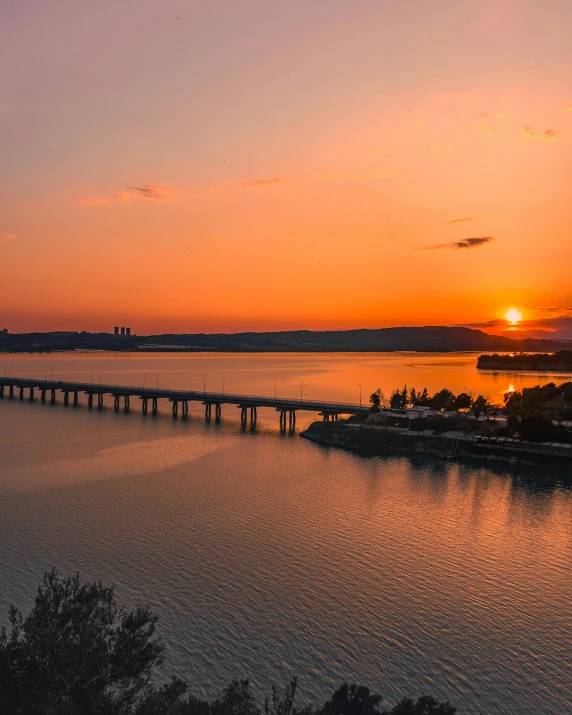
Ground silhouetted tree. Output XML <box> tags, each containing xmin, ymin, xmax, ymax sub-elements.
<box><xmin>429</xmin><ymin>390</ymin><xmax>455</xmax><ymax>411</ymax></box>
<box><xmin>409</xmin><ymin>388</ymin><xmax>418</xmax><ymax>405</ymax></box>
<box><xmin>400</xmin><ymin>386</ymin><xmax>408</xmax><ymax>408</ymax></box>
<box><xmin>390</xmin><ymin>391</ymin><xmax>403</xmax><ymax>410</ymax></box>
<box><xmin>518</xmin><ymin>416</ymin><xmax>557</xmax><ymax>442</ymax></box>
<box><xmin>381</xmin><ymin>695</ymin><xmax>456</xmax><ymax>715</ymax></box>
<box><xmin>454</xmin><ymin>393</ymin><xmax>471</xmax><ymax>410</ymax></box>
<box><xmin>472</xmin><ymin>395</ymin><xmax>488</xmax><ymax>419</ymax></box>
<box><xmin>318</xmin><ymin>684</ymin><xmax>382</xmax><ymax>715</ymax></box>
<box><xmin>370</xmin><ymin>389</ymin><xmax>384</xmax><ymax>412</ymax></box>
<box><xmin>0</xmin><ymin>570</ymin><xmax>163</xmax><ymax>713</ymax></box>
<box><xmin>417</xmin><ymin>388</ymin><xmax>430</xmax><ymax>406</ymax></box>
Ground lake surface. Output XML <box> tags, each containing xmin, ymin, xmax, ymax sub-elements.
<box><xmin>1</xmin><ymin>352</ymin><xmax>571</xmax><ymax>714</ymax></box>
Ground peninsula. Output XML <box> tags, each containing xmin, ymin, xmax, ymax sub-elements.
<box><xmin>477</xmin><ymin>350</ymin><xmax>572</xmax><ymax>371</ymax></box>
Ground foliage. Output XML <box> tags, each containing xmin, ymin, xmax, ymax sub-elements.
<box><xmin>0</xmin><ymin>574</ymin><xmax>458</xmax><ymax>715</ymax></box>
<box><xmin>429</xmin><ymin>390</ymin><xmax>455</xmax><ymax>412</ymax></box>
<box><xmin>471</xmin><ymin>396</ymin><xmax>488</xmax><ymax>419</ymax></box>
<box><xmin>425</xmin><ymin>415</ymin><xmax>449</xmax><ymax>435</ymax></box>
<box><xmin>478</xmin><ymin>351</ymin><xmax>572</xmax><ymax>372</ymax></box>
<box><xmin>390</xmin><ymin>391</ymin><xmax>404</xmax><ymax>410</ymax></box>
<box><xmin>369</xmin><ymin>389</ymin><xmax>386</xmax><ymax>412</ymax></box>
<box><xmin>454</xmin><ymin>393</ymin><xmax>471</xmax><ymax>410</ymax></box>
<box><xmin>0</xmin><ymin>570</ymin><xmax>163</xmax><ymax>714</ymax></box>
<box><xmin>518</xmin><ymin>416</ymin><xmax>557</xmax><ymax>442</ymax></box>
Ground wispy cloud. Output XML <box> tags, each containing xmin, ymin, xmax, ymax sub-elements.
<box><xmin>424</xmin><ymin>236</ymin><xmax>495</xmax><ymax>250</ymax></box>
<box><xmin>446</xmin><ymin>217</ymin><xmax>474</xmax><ymax>224</ymax></box>
<box><xmin>77</xmin><ymin>184</ymin><xmax>181</xmax><ymax>206</ymax></box>
<box><xmin>562</xmin><ymin>106</ymin><xmax>572</xmax><ymax>112</ymax></box>
<box><xmin>1</xmin><ymin>233</ymin><xmax>18</xmax><ymax>240</ymax></box>
<box><xmin>521</xmin><ymin>126</ymin><xmax>560</xmax><ymax>140</ymax></box>
<box><xmin>129</xmin><ymin>184</ymin><xmax>180</xmax><ymax>201</ymax></box>
<box><xmin>234</xmin><ymin>178</ymin><xmax>284</xmax><ymax>188</ymax></box>
<box><xmin>477</xmin><ymin>124</ymin><xmax>496</xmax><ymax>133</ymax></box>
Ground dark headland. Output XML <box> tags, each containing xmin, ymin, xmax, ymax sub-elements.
<box><xmin>477</xmin><ymin>350</ymin><xmax>572</xmax><ymax>371</ymax></box>
<box><xmin>1</xmin><ymin>326</ymin><xmax>568</xmax><ymax>353</ymax></box>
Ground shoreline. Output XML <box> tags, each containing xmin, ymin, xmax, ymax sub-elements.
<box><xmin>300</xmin><ymin>421</ymin><xmax>572</xmax><ymax>473</ymax></box>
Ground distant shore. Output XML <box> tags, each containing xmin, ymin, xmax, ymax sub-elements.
<box><xmin>0</xmin><ymin>326</ymin><xmax>569</xmax><ymax>354</ymax></box>
<box><xmin>477</xmin><ymin>350</ymin><xmax>572</xmax><ymax>372</ymax></box>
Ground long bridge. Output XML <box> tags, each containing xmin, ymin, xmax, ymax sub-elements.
<box><xmin>0</xmin><ymin>377</ymin><xmax>369</xmax><ymax>430</ymax></box>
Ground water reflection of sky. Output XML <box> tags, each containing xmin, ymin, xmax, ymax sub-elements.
<box><xmin>0</xmin><ymin>352</ymin><xmax>571</xmax><ymax>714</ymax></box>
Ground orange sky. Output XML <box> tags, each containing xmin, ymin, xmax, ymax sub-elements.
<box><xmin>1</xmin><ymin>0</ymin><xmax>571</xmax><ymax>334</ymax></box>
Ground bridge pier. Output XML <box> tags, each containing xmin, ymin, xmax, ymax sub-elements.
<box><xmin>19</xmin><ymin>386</ymin><xmax>24</xmax><ymax>400</ymax></box>
<box><xmin>0</xmin><ymin>385</ymin><xmax>3</xmax><ymax>398</ymax></box>
<box><xmin>51</xmin><ymin>389</ymin><xmax>56</xmax><ymax>403</ymax></box>
<box><xmin>73</xmin><ymin>391</ymin><xmax>78</xmax><ymax>405</ymax></box>
<box><xmin>9</xmin><ymin>385</ymin><xmax>14</xmax><ymax>398</ymax></box>
<box><xmin>113</xmin><ymin>395</ymin><xmax>120</xmax><ymax>411</ymax></box>
<box><xmin>215</xmin><ymin>403</ymin><xmax>221</xmax><ymax>421</ymax></box>
<box><xmin>172</xmin><ymin>401</ymin><xmax>178</xmax><ymax>417</ymax></box>
<box><xmin>141</xmin><ymin>398</ymin><xmax>148</xmax><ymax>414</ymax></box>
<box><xmin>87</xmin><ymin>393</ymin><xmax>93</xmax><ymax>408</ymax></box>
<box><xmin>152</xmin><ymin>398</ymin><xmax>158</xmax><ymax>414</ymax></box>
<box><xmin>97</xmin><ymin>393</ymin><xmax>103</xmax><ymax>408</ymax></box>
<box><xmin>205</xmin><ymin>403</ymin><xmax>211</xmax><ymax>420</ymax></box>
<box><xmin>124</xmin><ymin>395</ymin><xmax>130</xmax><ymax>410</ymax></box>
<box><xmin>64</xmin><ymin>391</ymin><xmax>69</xmax><ymax>405</ymax></box>
<box><xmin>41</xmin><ymin>389</ymin><xmax>46</xmax><ymax>402</ymax></box>
<box><xmin>182</xmin><ymin>400</ymin><xmax>188</xmax><ymax>418</ymax></box>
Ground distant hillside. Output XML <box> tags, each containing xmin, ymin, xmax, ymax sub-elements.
<box><xmin>0</xmin><ymin>326</ymin><xmax>568</xmax><ymax>353</ymax></box>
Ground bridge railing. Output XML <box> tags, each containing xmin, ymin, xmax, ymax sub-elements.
<box><xmin>0</xmin><ymin>377</ymin><xmax>368</xmax><ymax>410</ymax></box>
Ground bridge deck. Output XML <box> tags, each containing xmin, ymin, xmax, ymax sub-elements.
<box><xmin>0</xmin><ymin>377</ymin><xmax>370</xmax><ymax>415</ymax></box>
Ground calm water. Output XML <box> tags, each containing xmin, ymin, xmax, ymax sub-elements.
<box><xmin>1</xmin><ymin>352</ymin><xmax>571</xmax><ymax>714</ymax></box>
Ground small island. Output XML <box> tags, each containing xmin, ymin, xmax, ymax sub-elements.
<box><xmin>477</xmin><ymin>350</ymin><xmax>572</xmax><ymax>371</ymax></box>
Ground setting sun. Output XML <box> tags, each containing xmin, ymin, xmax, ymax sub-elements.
<box><xmin>504</xmin><ymin>308</ymin><xmax>523</xmax><ymax>325</ymax></box>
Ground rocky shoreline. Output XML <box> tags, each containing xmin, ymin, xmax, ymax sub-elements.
<box><xmin>300</xmin><ymin>421</ymin><xmax>572</xmax><ymax>471</ymax></box>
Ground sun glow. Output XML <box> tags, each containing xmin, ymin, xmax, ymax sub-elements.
<box><xmin>504</xmin><ymin>308</ymin><xmax>523</xmax><ymax>325</ymax></box>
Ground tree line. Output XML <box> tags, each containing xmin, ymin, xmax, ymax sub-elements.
<box><xmin>0</xmin><ymin>572</ymin><xmax>457</xmax><ymax>715</ymax></box>
<box><xmin>369</xmin><ymin>387</ymin><xmax>489</xmax><ymax>418</ymax></box>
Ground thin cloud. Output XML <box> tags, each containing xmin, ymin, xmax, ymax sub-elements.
<box><xmin>234</xmin><ymin>178</ymin><xmax>284</xmax><ymax>188</ymax></box>
<box><xmin>542</xmin><ymin>129</ymin><xmax>560</xmax><ymax>140</ymax></box>
<box><xmin>76</xmin><ymin>197</ymin><xmax>108</xmax><ymax>206</ymax></box>
<box><xmin>446</xmin><ymin>217</ymin><xmax>474</xmax><ymax>224</ymax></box>
<box><xmin>129</xmin><ymin>184</ymin><xmax>179</xmax><ymax>201</ymax></box>
<box><xmin>425</xmin><ymin>236</ymin><xmax>495</xmax><ymax>250</ymax></box>
<box><xmin>1</xmin><ymin>233</ymin><xmax>18</xmax><ymax>240</ymax></box>
<box><xmin>521</xmin><ymin>126</ymin><xmax>560</xmax><ymax>140</ymax></box>
<box><xmin>477</xmin><ymin>124</ymin><xmax>496</xmax><ymax>133</ymax></box>
<box><xmin>562</xmin><ymin>106</ymin><xmax>572</xmax><ymax>112</ymax></box>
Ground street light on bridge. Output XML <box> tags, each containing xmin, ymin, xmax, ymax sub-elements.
<box><xmin>222</xmin><ymin>376</ymin><xmax>227</xmax><ymax>395</ymax></box>
<box><xmin>358</xmin><ymin>383</ymin><xmax>362</xmax><ymax>406</ymax></box>
<box><xmin>201</xmin><ymin>374</ymin><xmax>206</xmax><ymax>394</ymax></box>
<box><xmin>273</xmin><ymin>378</ymin><xmax>277</xmax><ymax>398</ymax></box>
<box><xmin>300</xmin><ymin>382</ymin><xmax>305</xmax><ymax>401</ymax></box>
